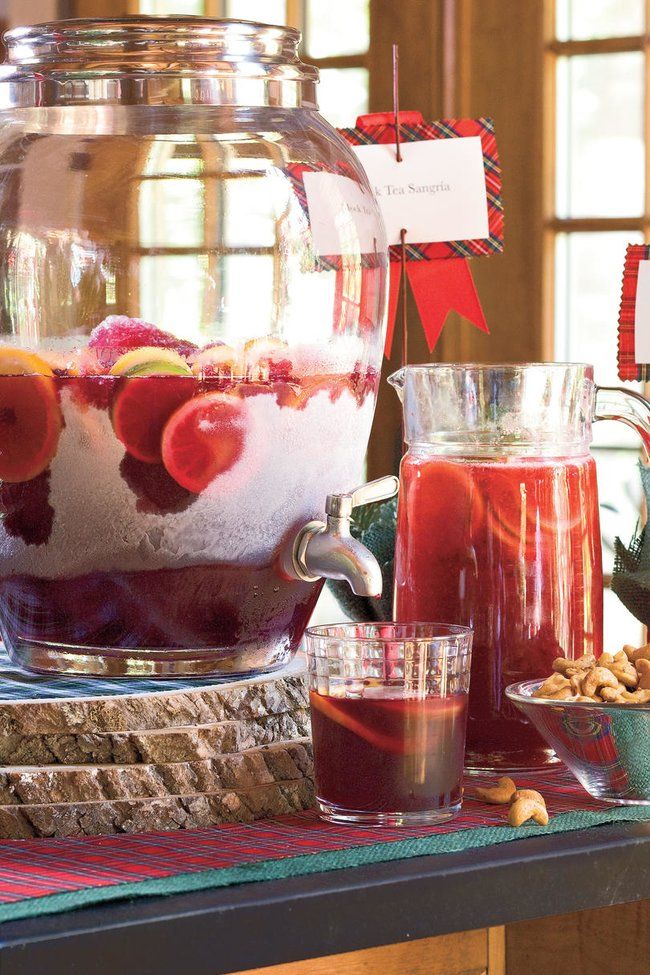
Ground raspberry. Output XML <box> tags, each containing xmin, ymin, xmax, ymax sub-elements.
<box><xmin>88</xmin><ymin>316</ymin><xmax>197</xmax><ymax>368</ymax></box>
<box><xmin>119</xmin><ymin>454</ymin><xmax>196</xmax><ymax>515</ymax></box>
<box><xmin>0</xmin><ymin>471</ymin><xmax>54</xmax><ymax>545</ymax></box>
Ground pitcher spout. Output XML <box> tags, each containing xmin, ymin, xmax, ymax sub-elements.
<box><xmin>387</xmin><ymin>367</ymin><xmax>406</xmax><ymax>401</ymax></box>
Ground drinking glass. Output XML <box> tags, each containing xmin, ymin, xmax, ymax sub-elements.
<box><xmin>304</xmin><ymin>622</ymin><xmax>473</xmax><ymax>826</ymax></box>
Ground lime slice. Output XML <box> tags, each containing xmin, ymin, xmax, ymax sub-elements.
<box><xmin>109</xmin><ymin>347</ymin><xmax>192</xmax><ymax>377</ymax></box>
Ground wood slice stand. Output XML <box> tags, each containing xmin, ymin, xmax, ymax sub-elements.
<box><xmin>0</xmin><ymin>652</ymin><xmax>314</xmax><ymax>837</ymax></box>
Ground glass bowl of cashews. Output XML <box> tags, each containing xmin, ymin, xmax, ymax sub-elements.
<box><xmin>506</xmin><ymin>645</ymin><xmax>650</xmax><ymax>804</ymax></box>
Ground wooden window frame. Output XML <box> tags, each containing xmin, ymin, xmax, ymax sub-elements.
<box><xmin>542</xmin><ymin>0</ymin><xmax>650</xmax><ymax>351</ymax></box>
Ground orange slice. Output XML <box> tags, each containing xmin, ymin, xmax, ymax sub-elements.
<box><xmin>0</xmin><ymin>347</ymin><xmax>62</xmax><ymax>482</ymax></box>
<box><xmin>161</xmin><ymin>393</ymin><xmax>247</xmax><ymax>493</ymax></box>
<box><xmin>0</xmin><ymin>348</ymin><xmax>54</xmax><ymax>377</ymax></box>
<box><xmin>191</xmin><ymin>344</ymin><xmax>242</xmax><ymax>379</ymax></box>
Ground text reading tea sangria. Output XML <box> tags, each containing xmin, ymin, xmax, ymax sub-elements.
<box><xmin>0</xmin><ymin>19</ymin><xmax>387</xmax><ymax>676</ymax></box>
<box><xmin>391</xmin><ymin>364</ymin><xmax>650</xmax><ymax>770</ymax></box>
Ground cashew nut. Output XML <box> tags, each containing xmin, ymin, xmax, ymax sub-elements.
<box><xmin>552</xmin><ymin>657</ymin><xmax>573</xmax><ymax>674</ymax></box>
<box><xmin>513</xmin><ymin>788</ymin><xmax>545</xmax><ymax>805</ymax></box>
<box><xmin>636</xmin><ymin>658</ymin><xmax>650</xmax><ymax>690</ymax></box>
<box><xmin>600</xmin><ymin>685</ymin><xmax>626</xmax><ymax>703</ymax></box>
<box><xmin>609</xmin><ymin>663</ymin><xmax>638</xmax><ymax>689</ymax></box>
<box><xmin>581</xmin><ymin>667</ymin><xmax>619</xmax><ymax>698</ymax></box>
<box><xmin>553</xmin><ymin>654</ymin><xmax>595</xmax><ymax>677</ymax></box>
<box><xmin>631</xmin><ymin>644</ymin><xmax>650</xmax><ymax>664</ymax></box>
<box><xmin>508</xmin><ymin>795</ymin><xmax>549</xmax><ymax>827</ymax></box>
<box><xmin>533</xmin><ymin>673</ymin><xmax>571</xmax><ymax>698</ymax></box>
<box><xmin>620</xmin><ymin>687</ymin><xmax>650</xmax><ymax>704</ymax></box>
<box><xmin>569</xmin><ymin>673</ymin><xmax>584</xmax><ymax>695</ymax></box>
<box><xmin>475</xmin><ymin>777</ymin><xmax>517</xmax><ymax>804</ymax></box>
<box><xmin>596</xmin><ymin>652</ymin><xmax>615</xmax><ymax>668</ymax></box>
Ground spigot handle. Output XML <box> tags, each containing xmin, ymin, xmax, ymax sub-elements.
<box><xmin>325</xmin><ymin>475</ymin><xmax>399</xmax><ymax>519</ymax></box>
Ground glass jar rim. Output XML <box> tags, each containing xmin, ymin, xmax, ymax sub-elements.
<box><xmin>305</xmin><ymin>621</ymin><xmax>473</xmax><ymax>644</ymax></box>
<box><xmin>4</xmin><ymin>16</ymin><xmax>304</xmax><ymax>66</ymax></box>
<box><xmin>0</xmin><ymin>16</ymin><xmax>319</xmax><ymax>109</ymax></box>
<box><xmin>389</xmin><ymin>361</ymin><xmax>594</xmax><ymax>379</ymax></box>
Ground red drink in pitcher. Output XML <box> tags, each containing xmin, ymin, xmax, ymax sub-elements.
<box><xmin>395</xmin><ymin>454</ymin><xmax>602</xmax><ymax>769</ymax></box>
<box><xmin>387</xmin><ymin>363</ymin><xmax>650</xmax><ymax>771</ymax></box>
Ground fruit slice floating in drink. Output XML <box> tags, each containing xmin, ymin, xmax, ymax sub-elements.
<box><xmin>0</xmin><ymin>348</ymin><xmax>62</xmax><ymax>483</ymax></box>
<box><xmin>191</xmin><ymin>343</ymin><xmax>241</xmax><ymax>379</ymax></box>
<box><xmin>110</xmin><ymin>347</ymin><xmax>194</xmax><ymax>464</ymax></box>
<box><xmin>109</xmin><ymin>346</ymin><xmax>192</xmax><ymax>378</ymax></box>
<box><xmin>409</xmin><ymin>460</ymin><xmax>485</xmax><ymax>553</ymax></box>
<box><xmin>243</xmin><ymin>336</ymin><xmax>292</xmax><ymax>381</ymax></box>
<box><xmin>483</xmin><ymin>466</ymin><xmax>585</xmax><ymax>557</ymax></box>
<box><xmin>162</xmin><ymin>392</ymin><xmax>248</xmax><ymax>492</ymax></box>
<box><xmin>88</xmin><ymin>315</ymin><xmax>197</xmax><ymax>369</ymax></box>
<box><xmin>310</xmin><ymin>689</ymin><xmax>466</xmax><ymax>755</ymax></box>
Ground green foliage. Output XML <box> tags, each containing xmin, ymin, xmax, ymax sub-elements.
<box><xmin>326</xmin><ymin>496</ymin><xmax>397</xmax><ymax>622</ymax></box>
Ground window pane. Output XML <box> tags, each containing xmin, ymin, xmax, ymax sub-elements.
<box><xmin>226</xmin><ymin>0</ymin><xmax>287</xmax><ymax>23</ymax></box>
<box><xmin>139</xmin><ymin>255</ymin><xmax>212</xmax><ymax>342</ymax></box>
<box><xmin>221</xmin><ymin>255</ymin><xmax>275</xmax><ymax>343</ymax></box>
<box><xmin>222</xmin><ymin>174</ymin><xmax>276</xmax><ymax>248</ymax></box>
<box><xmin>305</xmin><ymin>0</ymin><xmax>369</xmax><ymax>57</ymax></box>
<box><xmin>604</xmin><ymin>583</ymin><xmax>644</xmax><ymax>646</ymax></box>
<box><xmin>556</xmin><ymin>0</ymin><xmax>644</xmax><ymax>40</ymax></box>
<box><xmin>139</xmin><ymin>178</ymin><xmax>204</xmax><ymax>249</ymax></box>
<box><xmin>318</xmin><ymin>67</ymin><xmax>369</xmax><ymax>127</ymax></box>
<box><xmin>554</xmin><ymin>231</ymin><xmax>642</xmax><ymax>394</ymax></box>
<box><xmin>556</xmin><ymin>53</ymin><xmax>644</xmax><ymax>218</ymax></box>
<box><xmin>137</xmin><ymin>0</ymin><xmax>205</xmax><ymax>13</ymax></box>
<box><xmin>555</xmin><ymin>229</ymin><xmax>646</xmax><ymax>643</ymax></box>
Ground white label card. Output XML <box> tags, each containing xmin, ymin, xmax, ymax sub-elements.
<box><xmin>303</xmin><ymin>172</ymin><xmax>379</xmax><ymax>257</ymax></box>
<box><xmin>635</xmin><ymin>260</ymin><xmax>650</xmax><ymax>362</ymax></box>
<box><xmin>353</xmin><ymin>137</ymin><xmax>489</xmax><ymax>246</ymax></box>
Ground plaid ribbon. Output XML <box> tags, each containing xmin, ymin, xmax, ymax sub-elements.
<box><xmin>0</xmin><ymin>766</ymin><xmax>644</xmax><ymax>922</ymax></box>
<box><xmin>618</xmin><ymin>243</ymin><xmax>650</xmax><ymax>381</ymax></box>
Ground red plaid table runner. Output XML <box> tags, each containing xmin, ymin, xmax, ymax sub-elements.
<box><xmin>0</xmin><ymin>767</ymin><xmax>647</xmax><ymax>923</ymax></box>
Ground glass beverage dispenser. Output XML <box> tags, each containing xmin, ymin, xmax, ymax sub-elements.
<box><xmin>0</xmin><ymin>18</ymin><xmax>389</xmax><ymax>676</ymax></box>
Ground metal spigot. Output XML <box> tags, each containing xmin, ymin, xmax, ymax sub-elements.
<box><xmin>281</xmin><ymin>475</ymin><xmax>399</xmax><ymax>597</ymax></box>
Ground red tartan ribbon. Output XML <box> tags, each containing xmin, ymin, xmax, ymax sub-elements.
<box><xmin>618</xmin><ymin>243</ymin><xmax>650</xmax><ymax>381</ymax></box>
<box><xmin>340</xmin><ymin>112</ymin><xmax>503</xmax><ymax>357</ymax></box>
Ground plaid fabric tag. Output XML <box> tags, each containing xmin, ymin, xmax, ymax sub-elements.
<box><xmin>339</xmin><ymin>113</ymin><xmax>504</xmax><ymax>262</ymax></box>
<box><xmin>284</xmin><ymin>161</ymin><xmax>385</xmax><ymax>273</ymax></box>
<box><xmin>618</xmin><ymin>243</ymin><xmax>650</xmax><ymax>381</ymax></box>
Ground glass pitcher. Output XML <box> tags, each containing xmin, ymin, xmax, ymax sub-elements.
<box><xmin>389</xmin><ymin>363</ymin><xmax>650</xmax><ymax>770</ymax></box>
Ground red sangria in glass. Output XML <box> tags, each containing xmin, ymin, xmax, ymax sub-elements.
<box><xmin>305</xmin><ymin>622</ymin><xmax>472</xmax><ymax>826</ymax></box>
<box><xmin>390</xmin><ymin>364</ymin><xmax>650</xmax><ymax>771</ymax></box>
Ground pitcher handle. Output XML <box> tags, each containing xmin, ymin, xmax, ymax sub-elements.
<box><xmin>594</xmin><ymin>386</ymin><xmax>650</xmax><ymax>462</ymax></box>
